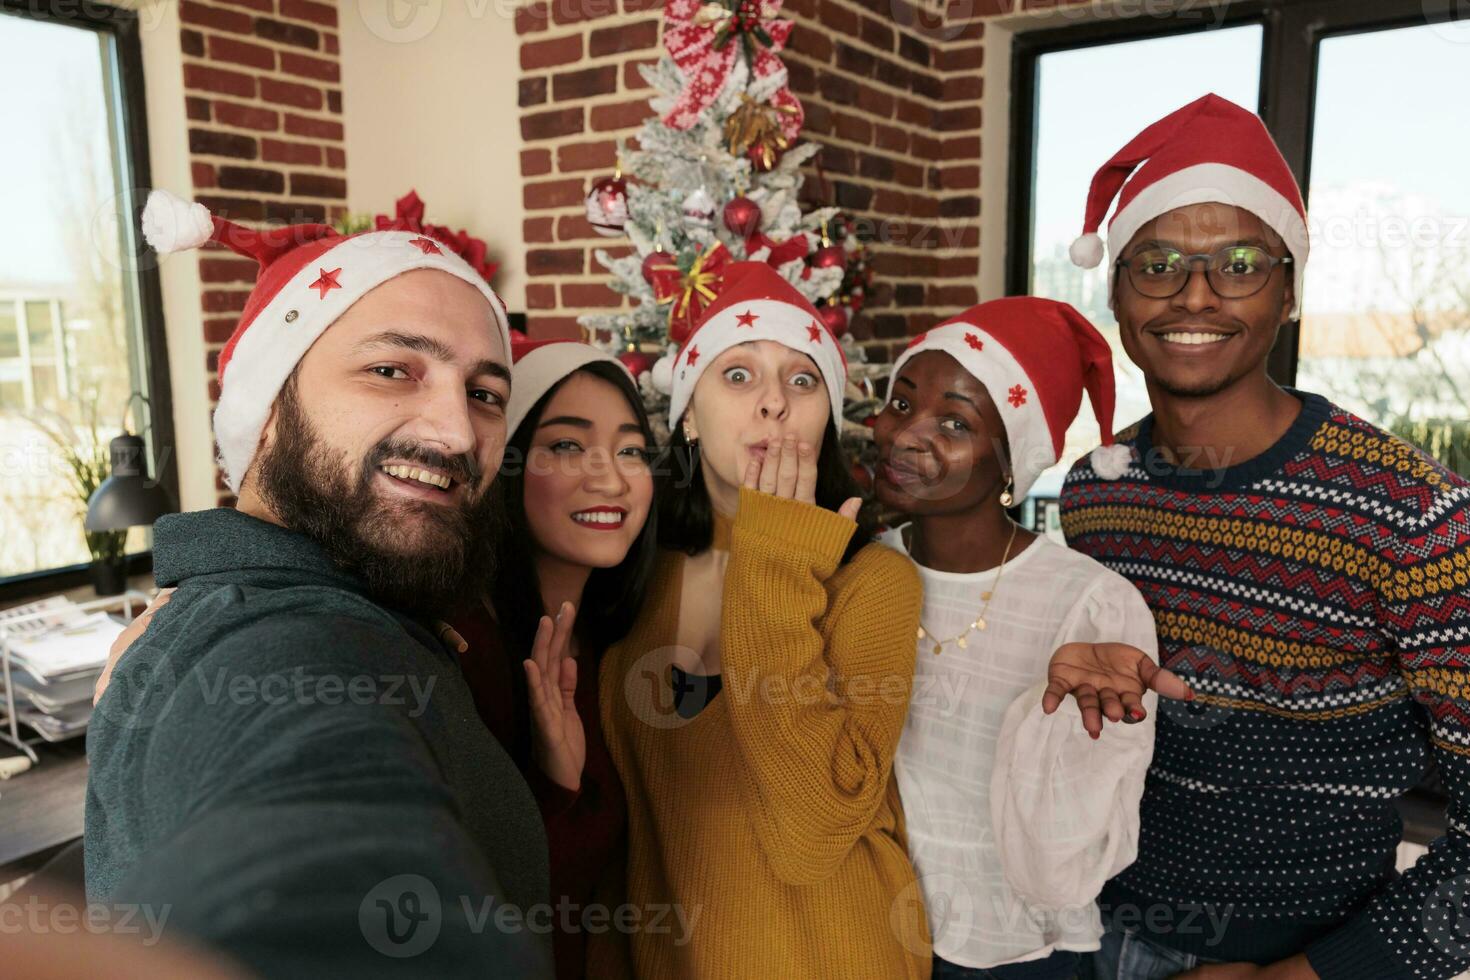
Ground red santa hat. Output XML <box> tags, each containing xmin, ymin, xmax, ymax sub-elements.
<box><xmin>507</xmin><ymin>338</ymin><xmax>634</xmax><ymax>437</ymax></box>
<box><xmin>1069</xmin><ymin>93</ymin><xmax>1308</xmax><ymax>317</ymax></box>
<box><xmin>668</xmin><ymin>261</ymin><xmax>846</xmax><ymax>431</ymax></box>
<box><xmin>141</xmin><ymin>190</ymin><xmax>511</xmax><ymax>493</ymax></box>
<box><xmin>889</xmin><ymin>297</ymin><xmax>1130</xmax><ymax>501</ymax></box>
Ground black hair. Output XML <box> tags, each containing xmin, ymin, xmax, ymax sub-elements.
<box><xmin>490</xmin><ymin>361</ymin><xmax>660</xmax><ymax>659</ymax></box>
<box><xmin>657</xmin><ymin>416</ymin><xmax>877</xmax><ymax>565</ymax></box>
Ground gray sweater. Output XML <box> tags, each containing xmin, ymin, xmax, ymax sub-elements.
<box><xmin>86</xmin><ymin>508</ymin><xmax>552</xmax><ymax>978</ymax></box>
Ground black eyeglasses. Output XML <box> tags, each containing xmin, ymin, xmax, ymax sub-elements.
<box><xmin>1115</xmin><ymin>245</ymin><xmax>1292</xmax><ymax>300</ymax></box>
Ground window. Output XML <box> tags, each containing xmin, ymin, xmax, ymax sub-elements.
<box><xmin>1295</xmin><ymin>24</ymin><xmax>1470</xmax><ymax>442</ymax></box>
<box><xmin>1010</xmin><ymin>1</ymin><xmax>1470</xmax><ymax>500</ymax></box>
<box><xmin>0</xmin><ymin>0</ymin><xmax>172</xmax><ymax>596</ymax></box>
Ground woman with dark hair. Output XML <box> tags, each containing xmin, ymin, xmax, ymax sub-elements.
<box><xmin>592</xmin><ymin>263</ymin><xmax>931</xmax><ymax>979</ymax></box>
<box><xmin>449</xmin><ymin>339</ymin><xmax>658</xmax><ymax>980</ymax></box>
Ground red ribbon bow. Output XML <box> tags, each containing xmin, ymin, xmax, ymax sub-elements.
<box><xmin>662</xmin><ymin>0</ymin><xmax>803</xmax><ymax>143</ymax></box>
<box><xmin>647</xmin><ymin>242</ymin><xmax>732</xmax><ymax>344</ymax></box>
<box><xmin>374</xmin><ymin>190</ymin><xmax>500</xmax><ymax>286</ymax></box>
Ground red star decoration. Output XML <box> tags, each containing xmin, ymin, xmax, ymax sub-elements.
<box><xmin>310</xmin><ymin>267</ymin><xmax>342</xmax><ymax>299</ymax></box>
<box><xmin>1008</xmin><ymin>384</ymin><xmax>1028</xmax><ymax>407</ymax></box>
<box><xmin>407</xmin><ymin>237</ymin><xmax>442</xmax><ymax>255</ymax></box>
<box><xmin>807</xmin><ymin>322</ymin><xmax>822</xmax><ymax>343</ymax></box>
<box><xmin>685</xmin><ymin>345</ymin><xmax>700</xmax><ymax>367</ymax></box>
<box><xmin>735</xmin><ymin>309</ymin><xmax>759</xmax><ymax>328</ymax></box>
<box><xmin>965</xmin><ymin>332</ymin><xmax>985</xmax><ymax>352</ymax></box>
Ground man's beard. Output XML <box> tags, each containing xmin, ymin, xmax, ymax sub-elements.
<box><xmin>254</xmin><ymin>381</ymin><xmax>502</xmax><ymax>618</ymax></box>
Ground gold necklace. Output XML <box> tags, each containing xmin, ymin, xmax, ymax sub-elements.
<box><xmin>914</xmin><ymin>521</ymin><xmax>1020</xmax><ymax>656</ymax></box>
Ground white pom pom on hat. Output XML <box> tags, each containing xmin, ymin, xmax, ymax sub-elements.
<box><xmin>1068</xmin><ymin>232</ymin><xmax>1105</xmax><ymax>270</ymax></box>
<box><xmin>141</xmin><ymin>189</ymin><xmax>214</xmax><ymax>254</ymax></box>
<box><xmin>1089</xmin><ymin>443</ymin><xmax>1133</xmax><ymax>480</ymax></box>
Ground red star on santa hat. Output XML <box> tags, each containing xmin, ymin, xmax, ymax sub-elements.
<box><xmin>310</xmin><ymin>267</ymin><xmax>342</xmax><ymax>299</ymax></box>
<box><xmin>807</xmin><ymin>322</ymin><xmax>822</xmax><ymax>343</ymax></box>
<box><xmin>407</xmin><ymin>237</ymin><xmax>442</xmax><ymax>255</ymax></box>
<box><xmin>965</xmin><ymin>332</ymin><xmax>984</xmax><ymax>352</ymax></box>
<box><xmin>685</xmin><ymin>345</ymin><xmax>700</xmax><ymax>367</ymax></box>
<box><xmin>1008</xmin><ymin>384</ymin><xmax>1028</xmax><ymax>407</ymax></box>
<box><xmin>735</xmin><ymin>310</ymin><xmax>759</xmax><ymax>328</ymax></box>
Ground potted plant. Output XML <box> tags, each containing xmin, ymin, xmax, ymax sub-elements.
<box><xmin>32</xmin><ymin>398</ymin><xmax>130</xmax><ymax>595</ymax></box>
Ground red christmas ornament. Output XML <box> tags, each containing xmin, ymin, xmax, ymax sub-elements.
<box><xmin>812</xmin><ymin>244</ymin><xmax>845</xmax><ymax>269</ymax></box>
<box><xmin>585</xmin><ymin>175</ymin><xmax>629</xmax><ymax>237</ymax></box>
<box><xmin>618</xmin><ymin>349</ymin><xmax>658</xmax><ymax>379</ymax></box>
<box><xmin>819</xmin><ymin>301</ymin><xmax>849</xmax><ymax>338</ymax></box>
<box><xmin>722</xmin><ymin>195</ymin><xmax>762</xmax><ymax>239</ymax></box>
<box><xmin>747</xmin><ymin>142</ymin><xmax>783</xmax><ymax>172</ymax></box>
<box><xmin>641</xmin><ymin>249</ymin><xmax>675</xmax><ymax>285</ymax></box>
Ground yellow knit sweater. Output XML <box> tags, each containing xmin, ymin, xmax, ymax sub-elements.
<box><xmin>592</xmin><ymin>488</ymin><xmax>930</xmax><ymax>979</ymax></box>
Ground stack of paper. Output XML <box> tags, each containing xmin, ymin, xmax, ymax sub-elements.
<box><xmin>2</xmin><ymin>598</ymin><xmax>125</xmax><ymax>743</ymax></box>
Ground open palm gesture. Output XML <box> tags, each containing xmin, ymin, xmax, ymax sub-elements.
<box><xmin>523</xmin><ymin>602</ymin><xmax>584</xmax><ymax>791</ymax></box>
<box><xmin>1044</xmin><ymin>642</ymin><xmax>1194</xmax><ymax>738</ymax></box>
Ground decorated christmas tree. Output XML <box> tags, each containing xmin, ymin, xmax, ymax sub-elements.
<box><xmin>577</xmin><ymin>0</ymin><xmax>881</xmax><ymax>460</ymax></box>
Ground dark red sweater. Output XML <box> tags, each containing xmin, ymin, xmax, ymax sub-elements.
<box><xmin>450</xmin><ymin>602</ymin><xmax>628</xmax><ymax>980</ymax></box>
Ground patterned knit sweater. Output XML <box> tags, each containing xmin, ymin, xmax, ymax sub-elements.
<box><xmin>1059</xmin><ymin>390</ymin><xmax>1470</xmax><ymax>980</ymax></box>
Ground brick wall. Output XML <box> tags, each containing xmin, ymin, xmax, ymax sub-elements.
<box><xmin>176</xmin><ymin>0</ymin><xmax>348</xmax><ymax>502</ymax></box>
<box><xmin>515</xmin><ymin>0</ymin><xmax>992</xmax><ymax>362</ymax></box>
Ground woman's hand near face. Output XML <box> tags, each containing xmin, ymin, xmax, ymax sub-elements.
<box><xmin>94</xmin><ymin>588</ymin><xmax>176</xmax><ymax>706</ymax></box>
<box><xmin>524</xmin><ymin>601</ymin><xmax>585</xmax><ymax>791</ymax></box>
<box><xmin>742</xmin><ymin>432</ymin><xmax>861</xmax><ymax>521</ymax></box>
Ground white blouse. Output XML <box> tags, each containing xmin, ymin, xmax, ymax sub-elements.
<box><xmin>880</xmin><ymin>526</ymin><xmax>1159</xmax><ymax>970</ymax></box>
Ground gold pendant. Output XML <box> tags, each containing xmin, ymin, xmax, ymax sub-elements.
<box><xmin>916</xmin><ymin>626</ymin><xmax>926</xmax><ymax>640</ymax></box>
<box><xmin>980</xmin><ymin>592</ymin><xmax>992</xmax><ymax>601</ymax></box>
<box><xmin>956</xmin><ymin>635</ymin><xmax>967</xmax><ymax>649</ymax></box>
<box><xmin>975</xmin><ymin>618</ymin><xmax>987</xmax><ymax>631</ymax></box>
<box><xmin>932</xmin><ymin>643</ymin><xmax>943</xmax><ymax>656</ymax></box>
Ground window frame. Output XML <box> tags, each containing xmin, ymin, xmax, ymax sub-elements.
<box><xmin>1005</xmin><ymin>0</ymin><xmax>1454</xmax><ymax>388</ymax></box>
<box><xmin>0</xmin><ymin>0</ymin><xmax>174</xmax><ymax>603</ymax></box>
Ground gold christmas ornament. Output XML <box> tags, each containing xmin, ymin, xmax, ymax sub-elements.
<box><xmin>724</xmin><ymin>94</ymin><xmax>797</xmax><ymax>170</ymax></box>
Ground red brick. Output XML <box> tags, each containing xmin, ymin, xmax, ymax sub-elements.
<box><xmin>928</xmin><ymin>284</ymin><xmax>978</xmax><ymax>307</ymax></box>
<box><xmin>326</xmin><ymin>89</ymin><xmax>342</xmax><ymax>113</ymax></box>
<box><xmin>623</xmin><ymin>0</ymin><xmax>661</xmax><ymax>10</ymax></box>
<box><xmin>207</xmin><ymin>35</ymin><xmax>275</xmax><ymax>71</ymax></box>
<box><xmin>214</xmin><ymin>0</ymin><xmax>272</xmax><ymax>12</ymax></box>
<box><xmin>254</xmin><ymin>16</ymin><xmax>320</xmax><ymax>50</ymax></box>
<box><xmin>941</xmin><ymin>165</ymin><xmax>980</xmax><ymax>190</ymax></box>
<box><xmin>943</xmin><ymin>74</ymin><xmax>983</xmax><ymax>103</ymax></box>
<box><xmin>524</xmin><ymin>216</ymin><xmax>556</xmax><ymax>243</ymax></box>
<box><xmin>526</xmin><ymin>249</ymin><xmax>585</xmax><ymax>276</ymax></box>
<box><xmin>516</xmin><ymin>1</ymin><xmax>549</xmax><ymax>34</ymax></box>
<box><xmin>556</xmin><ymin>139</ymin><xmax>617</xmax><ymax>172</ymax></box>
<box><xmin>521</xmin><ymin>107</ymin><xmax>584</xmax><ymax>142</ymax></box>
<box><xmin>262</xmin><ymin>137</ymin><xmax>322</xmax><ymax>165</ymax></box>
<box><xmin>523</xmin><ymin>178</ymin><xmax>587</xmax><ymax>210</ymax></box>
<box><xmin>284</xmin><ymin>113</ymin><xmax>343</xmax><ymax>140</ymax></box>
<box><xmin>323</xmin><ymin>31</ymin><xmax>338</xmax><ymax>54</ymax></box>
<box><xmin>873</xmin><ymin>123</ymin><xmax>907</xmax><ymax>153</ymax></box>
<box><xmin>790</xmin><ymin>28</ymin><xmax>833</xmax><ymax>64</ymax></box>
<box><xmin>521</xmin><ymin>34</ymin><xmax>582</xmax><ymax>71</ymax></box>
<box><xmin>260</xmin><ymin>77</ymin><xmax>324</xmax><ymax>110</ymax></box>
<box><xmin>860</xmin><ymin>16</ymin><xmax>894</xmax><ymax>50</ymax></box>
<box><xmin>588</xmin><ymin>19</ymin><xmax>658</xmax><ymax>57</ymax></box>
<box><xmin>279</xmin><ymin>0</ymin><xmax>337</xmax><ymax>27</ymax></box>
<box><xmin>180</xmin><ymin>0</ymin><xmax>253</xmax><ymax>33</ymax></box>
<box><xmin>280</xmin><ymin>51</ymin><xmax>340</xmax><ymax>82</ymax></box>
<box><xmin>911</xmin><ymin>133</ymin><xmax>942</xmax><ymax>159</ymax></box>
<box><xmin>589</xmin><ymin>99</ymin><xmax>649</xmax><ymax>131</ymax></box>
<box><xmin>520</xmin><ymin>77</ymin><xmax>548</xmax><ymax>107</ymax></box>
<box><xmin>526</xmin><ymin>315</ymin><xmax>584</xmax><ymax>339</ymax></box>
<box><xmin>936</xmin><ymin>43</ymin><xmax>982</xmax><ymax>72</ymax></box>
<box><xmin>561</xmin><ymin>282</ymin><xmax>621</xmax><ymax>307</ymax></box>
<box><xmin>192</xmin><ymin>161</ymin><xmax>217</xmax><ymax>189</ymax></box>
<box><xmin>935</xmin><ymin>105</ymin><xmax>981</xmax><ymax>131</ymax></box>
<box><xmin>190</xmin><ymin>127</ymin><xmax>258</xmax><ymax>158</ymax></box>
<box><xmin>549</xmin><ymin>0</ymin><xmax>620</xmax><ymax>27</ymax></box>
<box><xmin>325</xmin><ymin>146</ymin><xmax>346</xmax><ymax>168</ymax></box>
<box><xmin>819</xmin><ymin>0</ymin><xmax>858</xmax><ymax>35</ymax></box>
<box><xmin>623</xmin><ymin>58</ymin><xmax>656</xmax><ymax>90</ymax></box>
<box><xmin>183</xmin><ymin>64</ymin><xmax>252</xmax><ymax>100</ymax></box>
<box><xmin>834</xmin><ymin>112</ymin><xmax>871</xmax><ymax>143</ymax></box>
<box><xmin>552</xmin><ymin>64</ymin><xmax>618</xmax><ymax>101</ymax></box>
<box><xmin>556</xmin><ymin>214</ymin><xmax>599</xmax><ymax>240</ymax></box>
<box><xmin>942</xmin><ymin>135</ymin><xmax>980</xmax><ymax>160</ymax></box>
<box><xmin>521</xmin><ymin>148</ymin><xmax>553</xmax><ymax>177</ymax></box>
<box><xmin>203</xmin><ymin>317</ymin><xmax>238</xmax><ymax>343</ymax></box>
<box><xmin>199</xmin><ymin>257</ymin><xmax>259</xmax><ymax>284</ymax></box>
<box><xmin>202</xmin><ymin>289</ymin><xmax>251</xmax><ymax>313</ymax></box>
<box><xmin>264</xmin><ymin>200</ymin><xmax>327</xmax><ymax>223</ymax></box>
<box><xmin>181</xmin><ymin>28</ymin><xmax>205</xmax><ymax>56</ymax></box>
<box><xmin>291</xmin><ymin>172</ymin><xmax>347</xmax><ymax>198</ymax></box>
<box><xmin>526</xmin><ymin>283</ymin><xmax>557</xmax><ymax>309</ymax></box>
<box><xmin>214</xmin><ymin>101</ymin><xmax>280</xmax><ymax>132</ymax></box>
<box><xmin>217</xmin><ymin>165</ymin><xmax>286</xmax><ymax>193</ymax></box>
